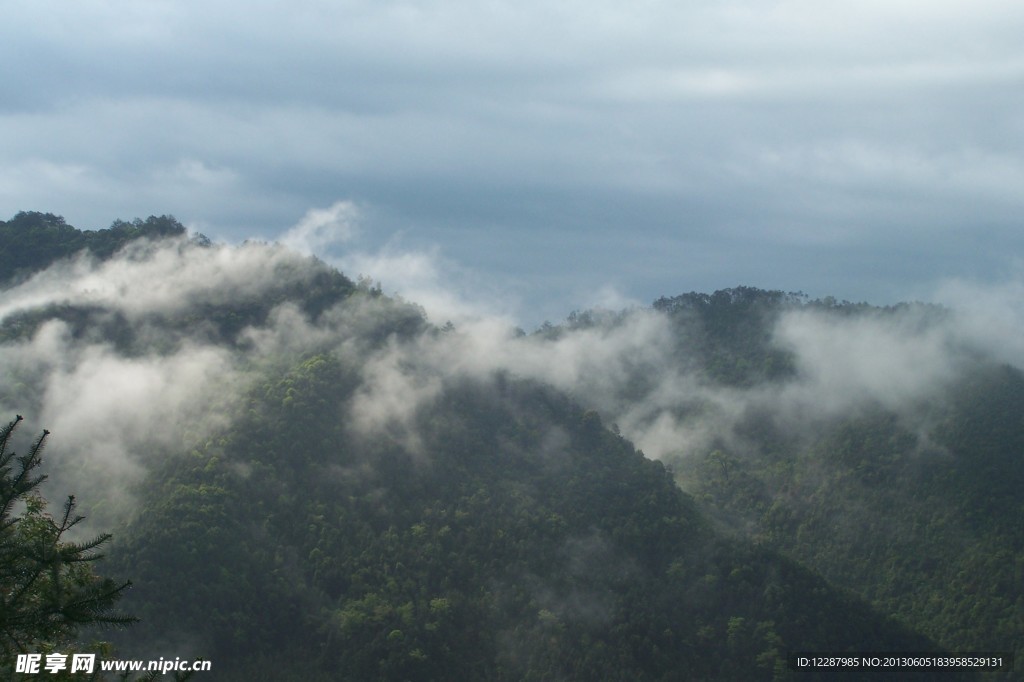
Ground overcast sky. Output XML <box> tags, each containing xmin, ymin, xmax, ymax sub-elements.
<box><xmin>4</xmin><ymin>0</ymin><xmax>1024</xmax><ymax>325</ymax></box>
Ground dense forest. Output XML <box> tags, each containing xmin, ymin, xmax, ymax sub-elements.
<box><xmin>1</xmin><ymin>212</ymin><xmax>1018</xmax><ymax>680</ymax></box>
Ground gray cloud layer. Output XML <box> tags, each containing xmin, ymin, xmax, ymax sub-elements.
<box><xmin>4</xmin><ymin>1</ymin><xmax>1024</xmax><ymax>322</ymax></box>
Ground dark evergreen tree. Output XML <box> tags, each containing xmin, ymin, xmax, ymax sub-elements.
<box><xmin>1</xmin><ymin>416</ymin><xmax>135</xmax><ymax>670</ymax></box>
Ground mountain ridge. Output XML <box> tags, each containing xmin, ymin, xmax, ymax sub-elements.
<box><xmin>1</xmin><ymin>212</ymin><xmax>1016</xmax><ymax>680</ymax></box>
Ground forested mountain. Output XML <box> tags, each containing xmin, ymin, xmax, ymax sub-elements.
<box><xmin>0</xmin><ymin>212</ymin><xmax>195</xmax><ymax>288</ymax></box>
<box><xmin>640</xmin><ymin>290</ymin><xmax>1023</xmax><ymax>659</ymax></box>
<box><xmin>109</xmin><ymin>359</ymin><xmax>943</xmax><ymax>681</ymax></box>
<box><xmin>1</xmin><ymin>213</ymin><xmax>1017</xmax><ymax>680</ymax></box>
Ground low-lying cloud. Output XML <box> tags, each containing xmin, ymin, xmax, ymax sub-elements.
<box><xmin>331</xmin><ymin>252</ymin><xmax>1024</xmax><ymax>465</ymax></box>
<box><xmin>0</xmin><ymin>321</ymin><xmax>242</xmax><ymax>525</ymax></box>
<box><xmin>279</xmin><ymin>200</ymin><xmax>359</xmax><ymax>256</ymax></box>
<box><xmin>0</xmin><ymin>236</ymin><xmax>331</xmax><ymax>323</ymax></box>
<box><xmin>3</xmin><ymin>233</ymin><xmax>1023</xmax><ymax>528</ymax></box>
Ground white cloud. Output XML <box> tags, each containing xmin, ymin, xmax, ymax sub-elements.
<box><xmin>7</xmin><ymin>230</ymin><xmax>1024</xmax><ymax>527</ymax></box>
<box><xmin>770</xmin><ymin>308</ymin><xmax>963</xmax><ymax>417</ymax></box>
<box><xmin>336</xmin><ymin>241</ymin><xmax>521</xmax><ymax>326</ymax></box>
<box><xmin>0</xmin><ymin>237</ymin><xmax>336</xmax><ymax>324</ymax></box>
<box><xmin>933</xmin><ymin>276</ymin><xmax>1024</xmax><ymax>367</ymax></box>
<box><xmin>0</xmin><ymin>317</ymin><xmax>244</xmax><ymax>525</ymax></box>
<box><xmin>280</xmin><ymin>201</ymin><xmax>360</xmax><ymax>256</ymax></box>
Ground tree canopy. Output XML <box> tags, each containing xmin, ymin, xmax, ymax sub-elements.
<box><xmin>1</xmin><ymin>416</ymin><xmax>134</xmax><ymax>673</ymax></box>
<box><xmin>0</xmin><ymin>214</ymin><xmax>1015</xmax><ymax>680</ymax></box>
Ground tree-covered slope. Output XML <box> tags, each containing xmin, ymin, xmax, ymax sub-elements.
<box><xmin>674</xmin><ymin>364</ymin><xmax>1024</xmax><ymax>657</ymax></box>
<box><xmin>639</xmin><ymin>290</ymin><xmax>1023</xmax><ymax>667</ymax></box>
<box><xmin>0</xmin><ymin>215</ymin><xmax>1012</xmax><ymax>680</ymax></box>
<box><xmin>0</xmin><ymin>212</ymin><xmax>192</xmax><ymax>288</ymax></box>
<box><xmin>0</xmin><ymin>214</ymin><xmax>362</xmax><ymax>351</ymax></box>
<box><xmin>108</xmin><ymin>354</ymin><xmax>943</xmax><ymax>681</ymax></box>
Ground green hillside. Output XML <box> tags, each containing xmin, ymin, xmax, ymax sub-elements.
<box><xmin>646</xmin><ymin>289</ymin><xmax>1023</xmax><ymax>668</ymax></box>
<box><xmin>107</xmin><ymin>354</ymin><xmax>948</xmax><ymax>681</ymax></box>
<box><xmin>2</xmin><ymin>214</ymin><xmax>1015</xmax><ymax>680</ymax></box>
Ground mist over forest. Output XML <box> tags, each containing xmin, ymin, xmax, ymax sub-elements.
<box><xmin>1</xmin><ymin>212</ymin><xmax>1020</xmax><ymax>680</ymax></box>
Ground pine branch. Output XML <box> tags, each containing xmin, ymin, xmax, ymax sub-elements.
<box><xmin>0</xmin><ymin>415</ymin><xmax>24</xmax><ymax>460</ymax></box>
